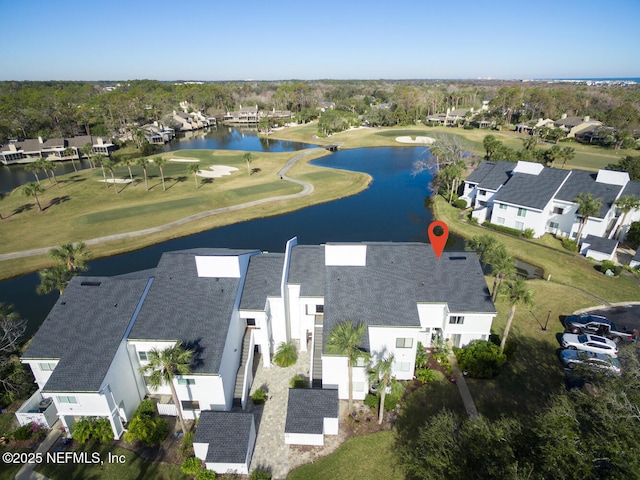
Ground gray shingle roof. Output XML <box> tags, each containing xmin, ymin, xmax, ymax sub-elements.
<box><xmin>194</xmin><ymin>411</ymin><xmax>254</xmax><ymax>464</ymax></box>
<box><xmin>621</xmin><ymin>180</ymin><xmax>640</xmax><ymax>198</ymax></box>
<box><xmin>583</xmin><ymin>235</ymin><xmax>618</xmax><ymax>255</ymax></box>
<box><xmin>466</xmin><ymin>161</ymin><xmax>515</xmax><ymax>190</ymax></box>
<box><xmin>240</xmin><ymin>253</ymin><xmax>284</xmax><ymax>310</ymax></box>
<box><xmin>285</xmin><ymin>388</ymin><xmax>338</xmax><ymax>435</ymax></box>
<box><xmin>128</xmin><ymin>250</ymin><xmax>249</xmax><ymax>374</ymax></box>
<box><xmin>323</xmin><ymin>244</ymin><xmax>495</xmax><ymax>352</ymax></box>
<box><xmin>556</xmin><ymin>170</ymin><xmax>624</xmax><ymax>218</ymax></box>
<box><xmin>289</xmin><ymin>245</ymin><xmax>325</xmax><ymax>297</ymax></box>
<box><xmin>494</xmin><ymin>168</ymin><xmax>570</xmax><ymax>210</ymax></box>
<box><xmin>632</xmin><ymin>250</ymin><xmax>640</xmax><ymax>262</ymax></box>
<box><xmin>23</xmin><ymin>276</ymin><xmax>150</xmax><ymax>393</ymax></box>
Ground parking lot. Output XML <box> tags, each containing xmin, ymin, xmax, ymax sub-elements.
<box><xmin>587</xmin><ymin>304</ymin><xmax>640</xmax><ymax>331</ymax></box>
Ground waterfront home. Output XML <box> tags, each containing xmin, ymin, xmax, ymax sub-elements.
<box><xmin>0</xmin><ymin>135</ymin><xmax>115</xmax><ymax>165</ymax></box>
<box><xmin>223</xmin><ymin>105</ymin><xmax>260</xmax><ymax>124</ymax></box>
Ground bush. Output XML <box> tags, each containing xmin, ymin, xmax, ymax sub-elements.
<box><xmin>289</xmin><ymin>375</ymin><xmax>308</xmax><ymax>388</ymax></box>
<box><xmin>251</xmin><ymin>388</ymin><xmax>267</xmax><ymax>405</ymax></box>
<box><xmin>249</xmin><ymin>468</ymin><xmax>272</xmax><ymax>480</ymax></box>
<box><xmin>560</xmin><ymin>236</ymin><xmax>579</xmax><ymax>252</ymax></box>
<box><xmin>179</xmin><ymin>431</ymin><xmax>194</xmax><ymax>459</ymax></box>
<box><xmin>482</xmin><ymin>222</ymin><xmax>523</xmax><ymax>237</ymax></box>
<box><xmin>196</xmin><ymin>470</ymin><xmax>218</xmax><ymax>480</ymax></box>
<box><xmin>364</xmin><ymin>393</ymin><xmax>378</xmax><ymax>409</ymax></box>
<box><xmin>523</xmin><ymin>228</ymin><xmax>535</xmax><ymax>239</ymax></box>
<box><xmin>455</xmin><ymin>340</ymin><xmax>507</xmax><ymax>379</ymax></box>
<box><xmin>71</xmin><ymin>417</ymin><xmax>113</xmax><ymax>444</ymax></box>
<box><xmin>383</xmin><ymin>379</ymin><xmax>405</xmax><ymax>411</ymax></box>
<box><xmin>627</xmin><ymin>221</ymin><xmax>640</xmax><ymax>248</ymax></box>
<box><xmin>123</xmin><ymin>400</ymin><xmax>168</xmax><ymax>445</ymax></box>
<box><xmin>453</xmin><ymin>198</ymin><xmax>467</xmax><ymax>209</ymax></box>
<box><xmin>12</xmin><ymin>422</ymin><xmax>47</xmax><ymax>442</ymax></box>
<box><xmin>415</xmin><ymin>342</ymin><xmax>428</xmax><ymax>369</ymax></box>
<box><xmin>135</xmin><ymin>398</ymin><xmax>157</xmax><ymax>418</ymax></box>
<box><xmin>599</xmin><ymin>260</ymin><xmax>622</xmax><ymax>276</ymax></box>
<box><xmin>182</xmin><ymin>456</ymin><xmax>202</xmax><ymax>476</ymax></box>
<box><xmin>467</xmin><ymin>214</ymin><xmax>478</xmax><ymax>224</ymax></box>
<box><xmin>273</xmin><ymin>342</ymin><xmax>297</xmax><ymax>367</ymax></box>
<box><xmin>415</xmin><ymin>367</ymin><xmax>436</xmax><ymax>384</ymax></box>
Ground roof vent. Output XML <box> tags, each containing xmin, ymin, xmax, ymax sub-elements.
<box><xmin>60</xmin><ymin>302</ymin><xmax>66</xmax><ymax>305</ymax></box>
<box><xmin>448</xmin><ymin>256</ymin><xmax>467</xmax><ymax>261</ymax></box>
<box><xmin>80</xmin><ymin>281</ymin><xmax>101</xmax><ymax>286</ymax></box>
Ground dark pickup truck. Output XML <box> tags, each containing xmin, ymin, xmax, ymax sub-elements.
<box><xmin>563</xmin><ymin>314</ymin><xmax>634</xmax><ymax>344</ymax></box>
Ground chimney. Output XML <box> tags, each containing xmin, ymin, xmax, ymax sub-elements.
<box><xmin>561</xmin><ymin>113</ymin><xmax>567</xmax><ymax>119</ymax></box>
<box><xmin>97</xmin><ymin>138</ymin><xmax>104</xmax><ymax>146</ymax></box>
<box><xmin>8</xmin><ymin>143</ymin><xmax>17</xmax><ymax>152</ymax></box>
<box><xmin>584</xmin><ymin>115</ymin><xmax>590</xmax><ymax>122</ymax></box>
<box><xmin>38</xmin><ymin>136</ymin><xmax>43</xmax><ymax>144</ymax></box>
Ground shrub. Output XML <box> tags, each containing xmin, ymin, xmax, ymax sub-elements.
<box><xmin>364</xmin><ymin>393</ymin><xmax>378</xmax><ymax>409</ymax></box>
<box><xmin>124</xmin><ymin>415</ymin><xmax>169</xmax><ymax>445</ymax></box>
<box><xmin>70</xmin><ymin>417</ymin><xmax>113</xmax><ymax>444</ymax></box>
<box><xmin>467</xmin><ymin>214</ymin><xmax>478</xmax><ymax>224</ymax></box>
<box><xmin>182</xmin><ymin>456</ymin><xmax>202</xmax><ymax>476</ymax></box>
<box><xmin>12</xmin><ymin>422</ymin><xmax>47</xmax><ymax>442</ymax></box>
<box><xmin>627</xmin><ymin>221</ymin><xmax>640</xmax><ymax>248</ymax></box>
<box><xmin>179</xmin><ymin>431</ymin><xmax>195</xmax><ymax>459</ymax></box>
<box><xmin>273</xmin><ymin>342</ymin><xmax>297</xmax><ymax>367</ymax></box>
<box><xmin>196</xmin><ymin>470</ymin><xmax>218</xmax><ymax>480</ymax></box>
<box><xmin>289</xmin><ymin>375</ymin><xmax>308</xmax><ymax>388</ymax></box>
<box><xmin>135</xmin><ymin>398</ymin><xmax>157</xmax><ymax>418</ymax></box>
<box><xmin>560</xmin><ymin>236</ymin><xmax>579</xmax><ymax>252</ymax></box>
<box><xmin>415</xmin><ymin>367</ymin><xmax>436</xmax><ymax>384</ymax></box>
<box><xmin>482</xmin><ymin>222</ymin><xmax>523</xmax><ymax>237</ymax></box>
<box><xmin>415</xmin><ymin>342</ymin><xmax>428</xmax><ymax>369</ymax></box>
<box><xmin>523</xmin><ymin>228</ymin><xmax>535</xmax><ymax>239</ymax></box>
<box><xmin>251</xmin><ymin>388</ymin><xmax>267</xmax><ymax>404</ymax></box>
<box><xmin>249</xmin><ymin>468</ymin><xmax>272</xmax><ymax>480</ymax></box>
<box><xmin>455</xmin><ymin>340</ymin><xmax>507</xmax><ymax>379</ymax></box>
<box><xmin>453</xmin><ymin>198</ymin><xmax>467</xmax><ymax>209</ymax></box>
<box><xmin>91</xmin><ymin>418</ymin><xmax>115</xmax><ymax>444</ymax></box>
<box><xmin>383</xmin><ymin>379</ymin><xmax>405</xmax><ymax>411</ymax></box>
<box><xmin>599</xmin><ymin>260</ymin><xmax>622</xmax><ymax>276</ymax></box>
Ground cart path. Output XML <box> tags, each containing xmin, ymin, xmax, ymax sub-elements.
<box><xmin>0</xmin><ymin>148</ymin><xmax>321</xmax><ymax>262</ymax></box>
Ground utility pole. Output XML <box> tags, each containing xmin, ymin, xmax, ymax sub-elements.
<box><xmin>542</xmin><ymin>310</ymin><xmax>551</xmax><ymax>331</ymax></box>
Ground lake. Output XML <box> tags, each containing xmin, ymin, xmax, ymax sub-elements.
<box><xmin>0</xmin><ymin>143</ymin><xmax>443</xmax><ymax>337</ymax></box>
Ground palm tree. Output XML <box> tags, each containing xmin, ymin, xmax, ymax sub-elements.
<box><xmin>368</xmin><ymin>354</ymin><xmax>394</xmax><ymax>424</ymax></box>
<box><xmin>498</xmin><ymin>277</ymin><xmax>534</xmax><ymax>353</ymax></box>
<box><xmin>63</xmin><ymin>147</ymin><xmax>77</xmax><ymax>172</ymax></box>
<box><xmin>273</xmin><ymin>341</ymin><xmax>298</xmax><ymax>367</ymax></box>
<box><xmin>25</xmin><ymin>161</ymin><xmax>42</xmax><ymax>185</ymax></box>
<box><xmin>573</xmin><ymin>193</ymin><xmax>603</xmax><ymax>245</ymax></box>
<box><xmin>36</xmin><ymin>265</ymin><xmax>72</xmax><ymax>296</ymax></box>
<box><xmin>139</xmin><ymin>342</ymin><xmax>193</xmax><ymax>435</ymax></box>
<box><xmin>153</xmin><ymin>157</ymin><xmax>167</xmax><ymax>191</ymax></box>
<box><xmin>467</xmin><ymin>234</ymin><xmax>498</xmax><ymax>269</ymax></box>
<box><xmin>187</xmin><ymin>163</ymin><xmax>201</xmax><ymax>189</ymax></box>
<box><xmin>559</xmin><ymin>146</ymin><xmax>575</xmax><ymax>169</ymax></box>
<box><xmin>614</xmin><ymin>195</ymin><xmax>640</xmax><ymax>240</ymax></box>
<box><xmin>121</xmin><ymin>157</ymin><xmax>135</xmax><ymax>182</ymax></box>
<box><xmin>486</xmin><ymin>245</ymin><xmax>516</xmax><ymax>301</ymax></box>
<box><xmin>543</xmin><ymin>145</ymin><xmax>562</xmax><ymax>168</ymax></box>
<box><xmin>49</xmin><ymin>242</ymin><xmax>92</xmax><ymax>272</ymax></box>
<box><xmin>326</xmin><ymin>320</ymin><xmax>368</xmax><ymax>411</ymax></box>
<box><xmin>93</xmin><ymin>154</ymin><xmax>109</xmax><ymax>186</ymax></box>
<box><xmin>22</xmin><ymin>182</ymin><xmax>44</xmax><ymax>212</ymax></box>
<box><xmin>243</xmin><ymin>152</ymin><xmax>253</xmax><ymax>176</ymax></box>
<box><xmin>136</xmin><ymin>157</ymin><xmax>150</xmax><ymax>191</ymax></box>
<box><xmin>102</xmin><ymin>158</ymin><xmax>119</xmax><ymax>194</ymax></box>
<box><xmin>81</xmin><ymin>142</ymin><xmax>95</xmax><ymax>168</ymax></box>
<box><xmin>521</xmin><ymin>136</ymin><xmax>537</xmax><ymax>151</ymax></box>
<box><xmin>40</xmin><ymin>159</ymin><xmax>59</xmax><ymax>188</ymax></box>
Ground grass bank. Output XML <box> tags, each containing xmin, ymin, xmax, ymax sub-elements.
<box><xmin>0</xmin><ymin>148</ymin><xmax>371</xmax><ymax>280</ymax></box>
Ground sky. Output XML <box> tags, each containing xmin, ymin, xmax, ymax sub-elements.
<box><xmin>1</xmin><ymin>0</ymin><xmax>639</xmax><ymax>81</ymax></box>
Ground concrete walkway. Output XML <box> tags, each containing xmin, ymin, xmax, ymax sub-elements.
<box><xmin>249</xmin><ymin>342</ymin><xmax>311</xmax><ymax>480</ymax></box>
<box><xmin>14</xmin><ymin>422</ymin><xmax>61</xmax><ymax>480</ymax></box>
<box><xmin>448</xmin><ymin>353</ymin><xmax>478</xmax><ymax>420</ymax></box>
<box><xmin>0</xmin><ymin>148</ymin><xmax>322</xmax><ymax>262</ymax></box>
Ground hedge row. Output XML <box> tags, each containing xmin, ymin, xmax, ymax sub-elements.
<box><xmin>482</xmin><ymin>221</ymin><xmax>523</xmax><ymax>237</ymax></box>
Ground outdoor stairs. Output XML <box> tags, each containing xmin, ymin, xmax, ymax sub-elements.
<box><xmin>233</xmin><ymin>330</ymin><xmax>252</xmax><ymax>407</ymax></box>
<box><xmin>312</xmin><ymin>315</ymin><xmax>323</xmax><ymax>388</ymax></box>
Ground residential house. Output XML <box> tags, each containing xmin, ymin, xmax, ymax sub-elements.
<box><xmin>171</xmin><ymin>110</ymin><xmax>211</xmax><ymax>131</ymax></box>
<box><xmin>0</xmin><ymin>135</ymin><xmax>115</xmax><ymax>165</ymax></box>
<box><xmin>462</xmin><ymin>160</ymin><xmax>640</xmax><ymax>244</ymax></box>
<box><xmin>514</xmin><ymin>118</ymin><xmax>555</xmax><ymax>135</ymax></box>
<box><xmin>140</xmin><ymin>122</ymin><xmax>176</xmax><ymax>144</ymax></box>
<box><xmin>426</xmin><ymin>108</ymin><xmax>471</xmax><ymax>126</ymax></box>
<box><xmin>223</xmin><ymin>105</ymin><xmax>260</xmax><ymax>124</ymax></box>
<box><xmin>580</xmin><ymin>235</ymin><xmax>618</xmax><ymax>262</ymax></box>
<box><xmin>553</xmin><ymin>114</ymin><xmax>603</xmax><ymax>138</ymax></box>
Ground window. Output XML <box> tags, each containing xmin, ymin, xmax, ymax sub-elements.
<box><xmin>496</xmin><ymin>217</ymin><xmax>505</xmax><ymax>225</ymax></box>
<box><xmin>246</xmin><ymin>318</ymin><xmax>256</xmax><ymax>327</ymax></box>
<box><xmin>515</xmin><ymin>221</ymin><xmax>525</xmax><ymax>231</ymax></box>
<box><xmin>177</xmin><ymin>378</ymin><xmax>195</xmax><ymax>386</ymax></box>
<box><xmin>58</xmin><ymin>396</ymin><xmax>78</xmax><ymax>404</ymax></box>
<box><xmin>553</xmin><ymin>207</ymin><xmax>564</xmax><ymax>214</ymax></box>
<box><xmin>353</xmin><ymin>382</ymin><xmax>365</xmax><ymax>392</ymax></box>
<box><xmin>571</xmin><ymin>232</ymin><xmax>577</xmax><ymax>238</ymax></box>
<box><xmin>39</xmin><ymin>363</ymin><xmax>56</xmax><ymax>371</ymax></box>
<box><xmin>449</xmin><ymin>316</ymin><xmax>464</xmax><ymax>325</ymax></box>
<box><xmin>549</xmin><ymin>221</ymin><xmax>559</xmax><ymax>229</ymax></box>
<box><xmin>316</xmin><ymin>304</ymin><xmax>324</xmax><ymax>314</ymax></box>
<box><xmin>517</xmin><ymin>208</ymin><xmax>527</xmax><ymax>217</ymax></box>
<box><xmin>395</xmin><ymin>362</ymin><xmax>411</xmax><ymax>372</ymax></box>
<box><xmin>395</xmin><ymin>338</ymin><xmax>413</xmax><ymax>348</ymax></box>
<box><xmin>479</xmin><ymin>189</ymin><xmax>487</xmax><ymax>196</ymax></box>
<box><xmin>138</xmin><ymin>352</ymin><xmax>148</xmax><ymax>362</ymax></box>
<box><xmin>181</xmin><ymin>400</ymin><xmax>200</xmax><ymax>410</ymax></box>
<box><xmin>499</xmin><ymin>203</ymin><xmax>508</xmax><ymax>210</ymax></box>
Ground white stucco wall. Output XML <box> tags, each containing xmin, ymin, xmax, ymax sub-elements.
<box><xmin>285</xmin><ymin>432</ymin><xmax>324</xmax><ymax>446</ymax></box>
<box><xmin>322</xmin><ymin>356</ymin><xmax>367</xmax><ymax>400</ymax></box>
<box><xmin>417</xmin><ymin>304</ymin><xmax>448</xmax><ymax>329</ymax></box>
<box><xmin>102</xmin><ymin>341</ymin><xmax>145</xmax><ymax>424</ymax></box>
<box><xmin>23</xmin><ymin>360</ymin><xmax>58</xmax><ymax>390</ymax></box>
<box><xmin>491</xmin><ymin>203</ymin><xmax>546</xmax><ymax>237</ymax></box>
<box><xmin>368</xmin><ymin>326</ymin><xmax>419</xmax><ymax>380</ymax></box>
<box><xmin>442</xmin><ymin>313</ymin><xmax>495</xmax><ymax>347</ymax></box>
<box><xmin>324</xmin><ymin>416</ymin><xmax>339</xmax><ymax>435</ymax></box>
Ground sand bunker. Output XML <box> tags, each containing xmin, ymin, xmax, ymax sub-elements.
<box><xmin>98</xmin><ymin>178</ymin><xmax>133</xmax><ymax>184</ymax></box>
<box><xmin>196</xmin><ymin>165</ymin><xmax>239</xmax><ymax>178</ymax></box>
<box><xmin>395</xmin><ymin>136</ymin><xmax>435</xmax><ymax>145</ymax></box>
<box><xmin>169</xmin><ymin>158</ymin><xmax>200</xmax><ymax>162</ymax></box>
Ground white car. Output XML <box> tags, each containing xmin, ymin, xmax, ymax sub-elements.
<box><xmin>560</xmin><ymin>349</ymin><xmax>622</xmax><ymax>375</ymax></box>
<box><xmin>561</xmin><ymin>333</ymin><xmax>618</xmax><ymax>358</ymax></box>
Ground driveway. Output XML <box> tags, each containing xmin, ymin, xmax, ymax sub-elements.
<box><xmin>587</xmin><ymin>304</ymin><xmax>640</xmax><ymax>331</ymax></box>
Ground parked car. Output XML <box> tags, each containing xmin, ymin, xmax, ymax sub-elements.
<box><xmin>563</xmin><ymin>314</ymin><xmax>633</xmax><ymax>344</ymax></box>
<box><xmin>561</xmin><ymin>333</ymin><xmax>618</xmax><ymax>357</ymax></box>
<box><xmin>559</xmin><ymin>349</ymin><xmax>622</xmax><ymax>375</ymax></box>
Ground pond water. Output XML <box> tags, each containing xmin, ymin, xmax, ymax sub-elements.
<box><xmin>1</xmin><ymin>143</ymin><xmax>451</xmax><ymax>337</ymax></box>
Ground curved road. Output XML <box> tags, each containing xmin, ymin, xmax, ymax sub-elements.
<box><xmin>0</xmin><ymin>148</ymin><xmax>321</xmax><ymax>262</ymax></box>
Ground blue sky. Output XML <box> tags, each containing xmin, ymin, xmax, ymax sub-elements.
<box><xmin>1</xmin><ymin>0</ymin><xmax>638</xmax><ymax>81</ymax></box>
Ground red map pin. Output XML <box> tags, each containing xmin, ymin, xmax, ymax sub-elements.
<box><xmin>428</xmin><ymin>220</ymin><xmax>449</xmax><ymax>259</ymax></box>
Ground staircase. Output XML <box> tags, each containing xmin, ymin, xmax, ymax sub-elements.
<box><xmin>312</xmin><ymin>316</ymin><xmax>323</xmax><ymax>388</ymax></box>
<box><xmin>233</xmin><ymin>330</ymin><xmax>252</xmax><ymax>407</ymax></box>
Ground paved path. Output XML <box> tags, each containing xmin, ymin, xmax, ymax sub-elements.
<box><xmin>249</xmin><ymin>342</ymin><xmax>311</xmax><ymax>480</ymax></box>
<box><xmin>0</xmin><ymin>148</ymin><xmax>322</xmax><ymax>262</ymax></box>
<box><xmin>448</xmin><ymin>353</ymin><xmax>478</xmax><ymax>420</ymax></box>
<box><xmin>14</xmin><ymin>422</ymin><xmax>61</xmax><ymax>480</ymax></box>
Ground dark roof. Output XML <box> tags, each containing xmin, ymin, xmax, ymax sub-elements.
<box><xmin>621</xmin><ymin>180</ymin><xmax>640</xmax><ymax>198</ymax></box>
<box><xmin>194</xmin><ymin>411</ymin><xmax>254</xmax><ymax>464</ymax></box>
<box><xmin>494</xmin><ymin>168</ymin><xmax>570</xmax><ymax>210</ymax></box>
<box><xmin>466</xmin><ymin>161</ymin><xmax>515</xmax><ymax>190</ymax></box>
<box><xmin>289</xmin><ymin>245</ymin><xmax>325</xmax><ymax>297</ymax></box>
<box><xmin>323</xmin><ymin>244</ymin><xmax>495</xmax><ymax>352</ymax></box>
<box><xmin>240</xmin><ymin>253</ymin><xmax>284</xmax><ymax>310</ymax></box>
<box><xmin>23</xmin><ymin>276</ymin><xmax>150</xmax><ymax>393</ymax></box>
<box><xmin>632</xmin><ymin>250</ymin><xmax>640</xmax><ymax>262</ymax></box>
<box><xmin>556</xmin><ymin>170</ymin><xmax>624</xmax><ymax>218</ymax></box>
<box><xmin>583</xmin><ymin>235</ymin><xmax>618</xmax><ymax>255</ymax></box>
<box><xmin>128</xmin><ymin>250</ymin><xmax>251</xmax><ymax>374</ymax></box>
<box><xmin>285</xmin><ymin>388</ymin><xmax>338</xmax><ymax>435</ymax></box>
